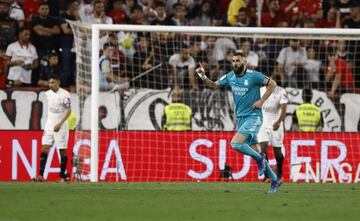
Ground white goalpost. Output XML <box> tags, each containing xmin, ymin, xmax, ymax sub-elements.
<box><xmin>69</xmin><ymin>21</ymin><xmax>360</xmax><ymax>183</ymax></box>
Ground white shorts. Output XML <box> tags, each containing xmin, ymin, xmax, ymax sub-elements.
<box><xmin>41</xmin><ymin>130</ymin><xmax>69</xmax><ymax>149</ymax></box>
<box><xmin>7</xmin><ymin>68</ymin><xmax>32</xmax><ymax>84</ymax></box>
<box><xmin>257</xmin><ymin>127</ymin><xmax>284</xmax><ymax>147</ymax></box>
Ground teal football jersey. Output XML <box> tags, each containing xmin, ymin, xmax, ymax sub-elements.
<box><xmin>217</xmin><ymin>69</ymin><xmax>269</xmax><ymax>118</ymax></box>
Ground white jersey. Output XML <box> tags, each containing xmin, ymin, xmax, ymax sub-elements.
<box><xmin>169</xmin><ymin>53</ymin><xmax>196</xmax><ymax>69</ymax></box>
<box><xmin>45</xmin><ymin>88</ymin><xmax>71</xmax><ymax>131</ymax></box>
<box><xmin>260</xmin><ymin>86</ymin><xmax>288</xmax><ymax>129</ymax></box>
<box><xmin>6</xmin><ymin>41</ymin><xmax>38</xmax><ymax>84</ymax></box>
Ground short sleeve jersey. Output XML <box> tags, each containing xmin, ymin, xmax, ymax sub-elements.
<box><xmin>260</xmin><ymin>86</ymin><xmax>288</xmax><ymax>128</ymax></box>
<box><xmin>45</xmin><ymin>88</ymin><xmax>71</xmax><ymax>131</ymax></box>
<box><xmin>6</xmin><ymin>42</ymin><xmax>38</xmax><ymax>84</ymax></box>
<box><xmin>217</xmin><ymin>69</ymin><xmax>269</xmax><ymax>118</ymax></box>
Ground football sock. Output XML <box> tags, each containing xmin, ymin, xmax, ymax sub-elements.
<box><xmin>263</xmin><ymin>152</ymin><xmax>269</xmax><ymax>161</ymax></box>
<box><xmin>39</xmin><ymin>152</ymin><xmax>48</xmax><ymax>176</ymax></box>
<box><xmin>265</xmin><ymin>160</ymin><xmax>278</xmax><ymax>182</ymax></box>
<box><xmin>231</xmin><ymin>142</ymin><xmax>261</xmax><ymax>160</ymax></box>
<box><xmin>275</xmin><ymin>154</ymin><xmax>284</xmax><ymax>177</ymax></box>
<box><xmin>60</xmin><ymin>156</ymin><xmax>68</xmax><ymax>177</ymax></box>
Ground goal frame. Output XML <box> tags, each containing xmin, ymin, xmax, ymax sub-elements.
<box><xmin>89</xmin><ymin>24</ymin><xmax>360</xmax><ymax>182</ymax></box>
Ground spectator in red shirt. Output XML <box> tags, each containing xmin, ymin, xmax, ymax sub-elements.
<box><xmin>261</xmin><ymin>0</ymin><xmax>288</xmax><ymax>27</ymax></box>
<box><xmin>326</xmin><ymin>54</ymin><xmax>355</xmax><ymax>98</ymax></box>
<box><xmin>296</xmin><ymin>0</ymin><xmax>323</xmax><ymax>20</ymax></box>
<box><xmin>335</xmin><ymin>40</ymin><xmax>354</xmax><ymax>63</ymax></box>
<box><xmin>278</xmin><ymin>0</ymin><xmax>298</xmax><ymax>26</ymax></box>
<box><xmin>108</xmin><ymin>0</ymin><xmax>127</xmax><ymax>24</ymax></box>
<box><xmin>280</xmin><ymin>0</ymin><xmax>324</xmax><ymax>26</ymax></box>
<box><xmin>315</xmin><ymin>7</ymin><xmax>341</xmax><ymax>28</ymax></box>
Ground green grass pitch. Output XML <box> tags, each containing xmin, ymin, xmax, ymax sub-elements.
<box><xmin>0</xmin><ymin>182</ymin><xmax>359</xmax><ymax>221</ymax></box>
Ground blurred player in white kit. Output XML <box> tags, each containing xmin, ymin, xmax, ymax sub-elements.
<box><xmin>258</xmin><ymin>82</ymin><xmax>288</xmax><ymax>180</ymax></box>
<box><xmin>33</xmin><ymin>74</ymin><xmax>71</xmax><ymax>182</ymax></box>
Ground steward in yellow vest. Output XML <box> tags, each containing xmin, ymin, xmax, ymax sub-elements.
<box><xmin>293</xmin><ymin>88</ymin><xmax>324</xmax><ymax>132</ymax></box>
<box><xmin>162</xmin><ymin>89</ymin><xmax>192</xmax><ymax>131</ymax></box>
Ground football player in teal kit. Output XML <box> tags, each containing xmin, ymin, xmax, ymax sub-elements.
<box><xmin>196</xmin><ymin>52</ymin><xmax>282</xmax><ymax>192</ymax></box>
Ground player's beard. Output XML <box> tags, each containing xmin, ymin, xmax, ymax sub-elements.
<box><xmin>233</xmin><ymin>64</ymin><xmax>245</xmax><ymax>75</ymax></box>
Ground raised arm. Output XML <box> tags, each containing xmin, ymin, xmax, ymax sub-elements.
<box><xmin>195</xmin><ymin>63</ymin><xmax>219</xmax><ymax>90</ymax></box>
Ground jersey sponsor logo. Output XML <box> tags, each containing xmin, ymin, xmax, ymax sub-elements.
<box><xmin>232</xmin><ymin>86</ymin><xmax>248</xmax><ymax>96</ymax></box>
<box><xmin>49</xmin><ymin>107</ymin><xmax>63</xmax><ymax>114</ymax></box>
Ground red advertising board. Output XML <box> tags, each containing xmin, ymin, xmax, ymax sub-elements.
<box><xmin>0</xmin><ymin>131</ymin><xmax>359</xmax><ymax>182</ymax></box>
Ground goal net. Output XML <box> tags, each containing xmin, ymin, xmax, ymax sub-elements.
<box><xmin>69</xmin><ymin>21</ymin><xmax>360</xmax><ymax>183</ymax></box>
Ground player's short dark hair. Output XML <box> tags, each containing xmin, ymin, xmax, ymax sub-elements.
<box><xmin>48</xmin><ymin>74</ymin><xmax>60</xmax><ymax>81</ymax></box>
<box><xmin>233</xmin><ymin>51</ymin><xmax>246</xmax><ymax>58</ymax></box>
<box><xmin>302</xmin><ymin>88</ymin><xmax>313</xmax><ymax>103</ymax></box>
<box><xmin>19</xmin><ymin>27</ymin><xmax>30</xmax><ymax>34</ymax></box>
<box><xmin>103</xmin><ymin>43</ymin><xmax>114</xmax><ymax>50</ymax></box>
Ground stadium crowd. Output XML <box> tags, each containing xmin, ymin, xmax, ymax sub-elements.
<box><xmin>0</xmin><ymin>0</ymin><xmax>359</xmax><ymax>99</ymax></box>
